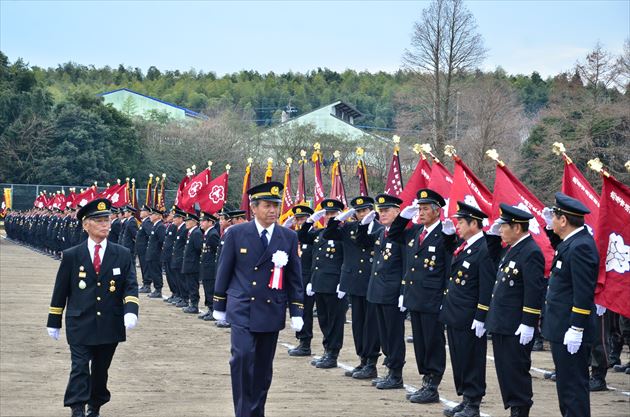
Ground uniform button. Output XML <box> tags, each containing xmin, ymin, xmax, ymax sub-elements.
<box><xmin>411</xmin><ymin>267</ymin><xmax>415</xmax><ymax>272</ymax></box>
<box><xmin>374</xmin><ymin>272</ymin><xmax>378</xmax><ymax>275</ymax></box>
<box><xmin>316</xmin><ymin>257</ymin><xmax>320</xmax><ymax>260</ymax></box>
<box><xmin>315</xmin><ymin>267</ymin><xmax>319</xmax><ymax>270</ymax></box>
<box><xmin>410</xmin><ymin>281</ymin><xmax>414</xmax><ymax>285</ymax></box>
<box><xmin>360</xmin><ymin>259</ymin><xmax>364</xmax><ymax>263</ymax></box>
<box><xmin>97</xmin><ymin>311</ymin><xmax>101</xmax><ymax>316</ymax></box>
<box><xmin>362</xmin><ymin>249</ymin><xmax>366</xmax><ymax>252</ymax></box>
<box><xmin>358</xmin><ymin>270</ymin><xmax>362</xmax><ymax>274</ymax></box>
<box><xmin>254</xmin><ymin>267</ymin><xmax>258</xmax><ymax>271</ymax></box>
<box><xmin>252</xmin><ymin>281</ymin><xmax>257</xmax><ymax>286</ymax></box>
<box><xmin>318</xmin><ymin>248</ymin><xmax>322</xmax><ymax>251</ymax></box>
<box><xmin>267</xmin><ymin>299</ymin><xmax>271</xmax><ymax>303</ymax></box>
<box><xmin>96</xmin><ymin>297</ymin><xmax>101</xmax><ymax>301</ymax></box>
<box><xmin>97</xmin><ymin>282</ymin><xmax>101</xmax><ymax>286</ymax></box>
<box><xmin>251</xmin><ymin>297</ymin><xmax>255</xmax><ymax>301</ymax></box>
<box><xmin>414</xmin><ymin>255</ymin><xmax>418</xmax><ymax>259</ymax></box>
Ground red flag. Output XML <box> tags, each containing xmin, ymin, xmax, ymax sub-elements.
<box><xmin>174</xmin><ymin>171</ymin><xmax>192</xmax><ymax>208</ymax></box>
<box><xmin>74</xmin><ymin>187</ymin><xmax>97</xmax><ymax>208</ymax></box>
<box><xmin>384</xmin><ymin>141</ymin><xmax>403</xmax><ymax>196</ymax></box>
<box><xmin>240</xmin><ymin>160</ymin><xmax>252</xmax><ymax>220</ymax></box>
<box><xmin>400</xmin><ymin>154</ymin><xmax>432</xmax><ymax>209</ymax></box>
<box><xmin>98</xmin><ymin>183</ymin><xmax>128</xmax><ymax>207</ymax></box>
<box><xmin>594</xmin><ymin>174</ymin><xmax>630</xmax><ymax>317</ymax></box>
<box><xmin>51</xmin><ymin>192</ymin><xmax>67</xmax><ymax>210</ymax></box>
<box><xmin>280</xmin><ymin>162</ymin><xmax>294</xmax><ymax>223</ymax></box>
<box><xmin>295</xmin><ymin>155</ymin><xmax>307</xmax><ymax>204</ymax></box>
<box><xmin>196</xmin><ymin>172</ymin><xmax>229</xmax><ymax>214</ymax></box>
<box><xmin>312</xmin><ymin>147</ymin><xmax>325</xmax><ymax>211</ymax></box>
<box><xmin>66</xmin><ymin>189</ymin><xmax>76</xmax><ymax>209</ymax></box>
<box><xmin>447</xmin><ymin>157</ymin><xmax>493</xmax><ymax>223</ymax></box>
<box><xmin>561</xmin><ymin>156</ymin><xmax>600</xmax><ymax>232</ymax></box>
<box><xmin>490</xmin><ymin>163</ymin><xmax>554</xmax><ymax>275</ymax></box>
<box><xmin>34</xmin><ymin>193</ymin><xmax>45</xmax><ymax>208</ymax></box>
<box><xmin>179</xmin><ymin>168</ymin><xmax>211</xmax><ymax>211</ymax></box>
<box><xmin>330</xmin><ymin>157</ymin><xmax>347</xmax><ymax>207</ymax></box>
<box><xmin>356</xmin><ymin>158</ymin><xmax>369</xmax><ymax>197</ymax></box>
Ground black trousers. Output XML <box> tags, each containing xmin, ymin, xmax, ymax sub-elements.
<box><xmin>376</xmin><ymin>303</ymin><xmax>406</xmax><ymax>371</ymax></box>
<box><xmin>164</xmin><ymin>261</ymin><xmax>179</xmax><ymax>297</ymax></box>
<box><xmin>410</xmin><ymin>311</ymin><xmax>446</xmax><ymax>382</ymax></box>
<box><xmin>200</xmin><ymin>265</ymin><xmax>216</xmax><ymax>308</ymax></box>
<box><xmin>230</xmin><ymin>325</ymin><xmax>279</xmax><ymax>417</ymax></box>
<box><xmin>551</xmin><ymin>341</ymin><xmax>591</xmax><ymax>417</ymax></box>
<box><xmin>349</xmin><ymin>294</ymin><xmax>380</xmax><ymax>360</ymax></box>
<box><xmin>491</xmin><ymin>333</ymin><xmax>533</xmax><ymax>409</ymax></box>
<box><xmin>173</xmin><ymin>262</ymin><xmax>187</xmax><ymax>299</ymax></box>
<box><xmin>64</xmin><ymin>343</ymin><xmax>118</xmax><ymax>408</ymax></box>
<box><xmin>590</xmin><ymin>313</ymin><xmax>609</xmax><ymax>380</ymax></box>
<box><xmin>184</xmin><ymin>272</ymin><xmax>200</xmax><ymax>304</ymax></box>
<box><xmin>314</xmin><ymin>292</ymin><xmax>346</xmax><ymax>352</ymax></box>
<box><xmin>138</xmin><ymin>253</ymin><xmax>149</xmax><ymax>285</ymax></box>
<box><xmin>296</xmin><ymin>293</ymin><xmax>315</xmax><ymax>342</ymax></box>
<box><xmin>145</xmin><ymin>260</ymin><xmax>163</xmax><ymax>290</ymax></box>
<box><xmin>446</xmin><ymin>326</ymin><xmax>486</xmax><ymax>402</ymax></box>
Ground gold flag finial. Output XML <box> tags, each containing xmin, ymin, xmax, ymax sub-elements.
<box><xmin>191</xmin><ymin>164</ymin><xmax>196</xmax><ymax>172</ymax></box>
<box><xmin>226</xmin><ymin>164</ymin><xmax>231</xmax><ymax>171</ymax></box>
<box><xmin>356</xmin><ymin>147</ymin><xmax>364</xmax><ymax>157</ymax></box>
<box><xmin>207</xmin><ymin>160</ymin><xmax>212</xmax><ymax>168</ymax></box>
<box><xmin>300</xmin><ymin>149</ymin><xmax>307</xmax><ymax>158</ymax></box>
<box><xmin>116</xmin><ymin>178</ymin><xmax>121</xmax><ymax>185</ymax></box>
<box><xmin>485</xmin><ymin>149</ymin><xmax>505</xmax><ymax>167</ymax></box>
<box><xmin>625</xmin><ymin>161</ymin><xmax>630</xmax><ymax>173</ymax></box>
<box><xmin>444</xmin><ymin>145</ymin><xmax>457</xmax><ymax>157</ymax></box>
<box><xmin>106</xmin><ymin>182</ymin><xmax>110</xmax><ymax>187</ymax></box>
<box><xmin>587</xmin><ymin>158</ymin><xmax>603</xmax><ymax>173</ymax></box>
<box><xmin>149</xmin><ymin>173</ymin><xmax>153</xmax><ymax>178</ymax></box>
<box><xmin>286</xmin><ymin>157</ymin><xmax>293</xmax><ymax>165</ymax></box>
<box><xmin>420</xmin><ymin>143</ymin><xmax>432</xmax><ymax>154</ymax></box>
<box><xmin>94</xmin><ymin>181</ymin><xmax>98</xmax><ymax>187</ymax></box>
<box><xmin>131</xmin><ymin>178</ymin><xmax>135</xmax><ymax>183</ymax></box>
<box><xmin>267</xmin><ymin>157</ymin><xmax>273</xmax><ymax>164</ymax></box>
<box><xmin>333</xmin><ymin>150</ymin><xmax>341</xmax><ymax>159</ymax></box>
<box><xmin>125</xmin><ymin>177</ymin><xmax>130</xmax><ymax>182</ymax></box>
<box><xmin>314</xmin><ymin>142</ymin><xmax>321</xmax><ymax>151</ymax></box>
<box><xmin>162</xmin><ymin>173</ymin><xmax>166</xmax><ymax>179</ymax></box>
<box><xmin>552</xmin><ymin>142</ymin><xmax>566</xmax><ymax>156</ymax></box>
<box><xmin>247</xmin><ymin>157</ymin><xmax>253</xmax><ymax>165</ymax></box>
<box><xmin>392</xmin><ymin>135</ymin><xmax>400</xmax><ymax>144</ymax></box>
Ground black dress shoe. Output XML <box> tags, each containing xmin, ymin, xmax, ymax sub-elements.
<box><xmin>311</xmin><ymin>352</ymin><xmax>327</xmax><ymax>366</ymax></box>
<box><xmin>406</xmin><ymin>388</ymin><xmax>422</xmax><ymax>400</ymax></box>
<box><xmin>510</xmin><ymin>406</ymin><xmax>530</xmax><ymax>417</ymax></box>
<box><xmin>70</xmin><ymin>405</ymin><xmax>85</xmax><ymax>417</ymax></box>
<box><xmin>589</xmin><ymin>377</ymin><xmax>608</xmax><ymax>391</ymax></box>
<box><xmin>203</xmin><ymin>312</ymin><xmax>216</xmax><ymax>321</ymax></box>
<box><xmin>352</xmin><ymin>364</ymin><xmax>377</xmax><ymax>379</ymax></box>
<box><xmin>371</xmin><ymin>376</ymin><xmax>385</xmax><ymax>386</ymax></box>
<box><xmin>613</xmin><ymin>362</ymin><xmax>630</xmax><ymax>372</ymax></box>
<box><xmin>316</xmin><ymin>355</ymin><xmax>338</xmax><ymax>369</ymax></box>
<box><xmin>86</xmin><ymin>405</ymin><xmax>100</xmax><ymax>417</ymax></box>
<box><xmin>148</xmin><ymin>290</ymin><xmax>162</xmax><ymax>298</ymax></box>
<box><xmin>376</xmin><ymin>374</ymin><xmax>404</xmax><ymax>389</ymax></box>
<box><xmin>182</xmin><ymin>305</ymin><xmax>199</xmax><ymax>314</ymax></box>
<box><xmin>198</xmin><ymin>310</ymin><xmax>210</xmax><ymax>319</ymax></box>
<box><xmin>288</xmin><ymin>341</ymin><xmax>311</xmax><ymax>357</ymax></box>
<box><xmin>410</xmin><ymin>387</ymin><xmax>439</xmax><ymax>403</ymax></box>
<box><xmin>345</xmin><ymin>363</ymin><xmax>364</xmax><ymax>377</ymax></box>
<box><xmin>138</xmin><ymin>286</ymin><xmax>150</xmax><ymax>293</ymax></box>
<box><xmin>453</xmin><ymin>404</ymin><xmax>480</xmax><ymax>417</ymax></box>
<box><xmin>215</xmin><ymin>320</ymin><xmax>231</xmax><ymax>328</ymax></box>
<box><xmin>163</xmin><ymin>296</ymin><xmax>173</xmax><ymax>303</ymax></box>
<box><xmin>444</xmin><ymin>400</ymin><xmax>467</xmax><ymax>417</ymax></box>
<box><xmin>175</xmin><ymin>299</ymin><xmax>188</xmax><ymax>308</ymax></box>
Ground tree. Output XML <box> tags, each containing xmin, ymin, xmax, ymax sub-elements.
<box><xmin>576</xmin><ymin>42</ymin><xmax>620</xmax><ymax>106</ymax></box>
<box><xmin>401</xmin><ymin>0</ymin><xmax>486</xmax><ymax>151</ymax></box>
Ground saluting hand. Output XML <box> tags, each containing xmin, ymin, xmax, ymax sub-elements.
<box><xmin>361</xmin><ymin>210</ymin><xmax>376</xmax><ymax>225</ymax></box>
<box><xmin>282</xmin><ymin>216</ymin><xmax>295</xmax><ymax>228</ymax></box>
<box><xmin>542</xmin><ymin>207</ymin><xmax>554</xmax><ymax>228</ymax></box>
<box><xmin>400</xmin><ymin>200</ymin><xmax>419</xmax><ymax>220</ymax></box>
<box><xmin>335</xmin><ymin>208</ymin><xmax>356</xmax><ymax>222</ymax></box>
<box><xmin>307</xmin><ymin>209</ymin><xmax>327</xmax><ymax>224</ymax></box>
<box><xmin>442</xmin><ymin>218</ymin><xmax>456</xmax><ymax>235</ymax></box>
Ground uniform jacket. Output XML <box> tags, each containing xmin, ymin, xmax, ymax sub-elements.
<box><xmin>161</xmin><ymin>223</ymin><xmax>177</xmax><ymax>264</ymax></box>
<box><xmin>323</xmin><ymin>219</ymin><xmax>383</xmax><ymax>297</ymax></box>
<box><xmin>200</xmin><ymin>226</ymin><xmax>221</xmax><ymax>279</ymax></box>
<box><xmin>135</xmin><ymin>218</ymin><xmax>153</xmax><ymax>258</ymax></box>
<box><xmin>213</xmin><ymin>221</ymin><xmax>304</xmax><ymax>332</ymax></box>
<box><xmin>439</xmin><ymin>234</ymin><xmax>495</xmax><ymax>329</ymax></box>
<box><xmin>542</xmin><ymin>228</ymin><xmax>598</xmax><ymax>344</ymax></box>
<box><xmin>145</xmin><ymin>220</ymin><xmax>166</xmax><ymax>262</ymax></box>
<box><xmin>170</xmin><ymin>224</ymin><xmax>187</xmax><ymax>270</ymax></box>
<box><xmin>485</xmin><ymin>234</ymin><xmax>545</xmax><ymax>335</ymax></box>
<box><xmin>120</xmin><ymin>217</ymin><xmax>138</xmax><ymax>252</ymax></box>
<box><xmin>181</xmin><ymin>226</ymin><xmax>203</xmax><ymax>274</ymax></box>
<box><xmin>298</xmin><ymin>221</ymin><xmax>343</xmax><ymax>294</ymax></box>
<box><xmin>46</xmin><ymin>240</ymin><xmax>139</xmax><ymax>345</ymax></box>
<box><xmin>355</xmin><ymin>222</ymin><xmax>404</xmax><ymax>305</ymax></box>
<box><xmin>297</xmin><ymin>231</ymin><xmax>313</xmax><ymax>285</ymax></box>
<box><xmin>388</xmin><ymin>216</ymin><xmax>454</xmax><ymax>313</ymax></box>
<box><xmin>109</xmin><ymin>218</ymin><xmax>121</xmax><ymax>244</ymax></box>
<box><xmin>117</xmin><ymin>218</ymin><xmax>127</xmax><ymax>245</ymax></box>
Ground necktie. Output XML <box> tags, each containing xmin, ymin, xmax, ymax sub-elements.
<box><xmin>260</xmin><ymin>229</ymin><xmax>268</xmax><ymax>250</ymax></box>
<box><xmin>94</xmin><ymin>244</ymin><xmax>102</xmax><ymax>274</ymax></box>
<box><xmin>418</xmin><ymin>229</ymin><xmax>428</xmax><ymax>246</ymax></box>
<box><xmin>453</xmin><ymin>241</ymin><xmax>467</xmax><ymax>257</ymax></box>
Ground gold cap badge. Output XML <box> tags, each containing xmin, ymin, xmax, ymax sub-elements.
<box><xmin>356</xmin><ymin>198</ymin><xmax>363</xmax><ymax>205</ymax></box>
<box><xmin>270</xmin><ymin>186</ymin><xmax>279</xmax><ymax>196</ymax></box>
<box><xmin>327</xmin><ymin>201</ymin><xmax>334</xmax><ymax>207</ymax></box>
<box><xmin>378</xmin><ymin>197</ymin><xmax>385</xmax><ymax>203</ymax></box>
<box><xmin>296</xmin><ymin>208</ymin><xmax>302</xmax><ymax>213</ymax></box>
<box><xmin>420</xmin><ymin>191</ymin><xmax>428</xmax><ymax>198</ymax></box>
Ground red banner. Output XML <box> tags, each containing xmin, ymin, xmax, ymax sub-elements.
<box><xmin>561</xmin><ymin>157</ymin><xmax>600</xmax><ymax>233</ymax></box>
<box><xmin>196</xmin><ymin>172</ymin><xmax>229</xmax><ymax>214</ymax></box>
<box><xmin>447</xmin><ymin>157</ymin><xmax>493</xmax><ymax>223</ymax></box>
<box><xmin>280</xmin><ymin>164</ymin><xmax>294</xmax><ymax>223</ymax></box>
<box><xmin>312</xmin><ymin>149</ymin><xmax>325</xmax><ymax>210</ymax></box>
<box><xmin>400</xmin><ymin>155</ymin><xmax>432</xmax><ymax>209</ymax></box>
<box><xmin>427</xmin><ymin>160</ymin><xmax>453</xmax><ymax>218</ymax></box>
<box><xmin>73</xmin><ymin>187</ymin><xmax>97</xmax><ymax>208</ymax></box>
<box><xmin>491</xmin><ymin>164</ymin><xmax>554</xmax><ymax>275</ymax></box>
<box><xmin>356</xmin><ymin>158</ymin><xmax>369</xmax><ymax>197</ymax></box>
<box><xmin>330</xmin><ymin>159</ymin><xmax>347</xmax><ymax>207</ymax></box>
<box><xmin>295</xmin><ymin>157</ymin><xmax>306</xmax><ymax>204</ymax></box>
<box><xmin>179</xmin><ymin>168</ymin><xmax>211</xmax><ymax>211</ymax></box>
<box><xmin>384</xmin><ymin>148</ymin><xmax>403</xmax><ymax>196</ymax></box>
<box><xmin>98</xmin><ymin>183</ymin><xmax>129</xmax><ymax>208</ymax></box>
<box><xmin>174</xmin><ymin>173</ymin><xmax>191</xmax><ymax>208</ymax></box>
<box><xmin>594</xmin><ymin>175</ymin><xmax>630</xmax><ymax>317</ymax></box>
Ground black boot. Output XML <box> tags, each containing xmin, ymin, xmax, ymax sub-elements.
<box><xmin>345</xmin><ymin>357</ymin><xmax>366</xmax><ymax>377</ymax></box>
<box><xmin>288</xmin><ymin>340</ymin><xmax>311</xmax><ymax>357</ymax></box>
<box><xmin>510</xmin><ymin>406</ymin><xmax>531</xmax><ymax>417</ymax></box>
<box><xmin>376</xmin><ymin>368</ymin><xmax>404</xmax><ymax>389</ymax></box>
<box><xmin>148</xmin><ymin>290</ymin><xmax>162</xmax><ymax>298</ymax></box>
<box><xmin>86</xmin><ymin>405</ymin><xmax>100</xmax><ymax>417</ymax></box>
<box><xmin>182</xmin><ymin>302</ymin><xmax>199</xmax><ymax>314</ymax></box>
<box><xmin>589</xmin><ymin>376</ymin><xmax>608</xmax><ymax>391</ymax></box>
<box><xmin>311</xmin><ymin>350</ymin><xmax>328</xmax><ymax>366</ymax></box>
<box><xmin>532</xmin><ymin>336</ymin><xmax>544</xmax><ymax>351</ymax></box>
<box><xmin>444</xmin><ymin>399</ymin><xmax>468</xmax><ymax>417</ymax></box>
<box><xmin>454</xmin><ymin>402</ymin><xmax>480</xmax><ymax>417</ymax></box>
<box><xmin>353</xmin><ymin>357</ymin><xmax>378</xmax><ymax>379</ymax></box>
<box><xmin>138</xmin><ymin>285</ymin><xmax>151</xmax><ymax>293</ymax></box>
<box><xmin>70</xmin><ymin>405</ymin><xmax>85</xmax><ymax>417</ymax></box>
<box><xmin>316</xmin><ymin>350</ymin><xmax>338</xmax><ymax>369</ymax></box>
<box><xmin>409</xmin><ymin>375</ymin><xmax>440</xmax><ymax>403</ymax></box>
<box><xmin>203</xmin><ymin>310</ymin><xmax>216</xmax><ymax>321</ymax></box>
<box><xmin>371</xmin><ymin>376</ymin><xmax>386</xmax><ymax>386</ymax></box>
<box><xmin>175</xmin><ymin>298</ymin><xmax>188</xmax><ymax>308</ymax></box>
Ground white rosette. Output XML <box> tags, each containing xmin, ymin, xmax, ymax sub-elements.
<box><xmin>269</xmin><ymin>250</ymin><xmax>289</xmax><ymax>289</ymax></box>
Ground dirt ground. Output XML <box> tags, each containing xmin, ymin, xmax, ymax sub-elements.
<box><xmin>0</xmin><ymin>237</ymin><xmax>628</xmax><ymax>417</ymax></box>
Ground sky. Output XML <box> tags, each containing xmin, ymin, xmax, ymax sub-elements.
<box><xmin>1</xmin><ymin>0</ymin><xmax>628</xmax><ymax>78</ymax></box>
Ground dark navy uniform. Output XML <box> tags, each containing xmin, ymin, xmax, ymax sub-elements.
<box><xmin>135</xmin><ymin>207</ymin><xmax>153</xmax><ymax>290</ymax></box>
<box><xmin>120</xmin><ymin>207</ymin><xmax>138</xmax><ymax>254</ymax></box>
<box><xmin>181</xmin><ymin>215</ymin><xmax>203</xmax><ymax>311</ymax></box>
<box><xmin>46</xmin><ymin>199</ymin><xmax>139</xmax><ymax>416</ymax></box>
<box><xmin>542</xmin><ymin>193</ymin><xmax>598</xmax><ymax>417</ymax></box>
<box><xmin>486</xmin><ymin>204</ymin><xmax>545</xmax><ymax>416</ymax></box>
<box><xmin>212</xmin><ymin>182</ymin><xmax>303</xmax><ymax>417</ymax></box>
<box><xmin>145</xmin><ymin>209</ymin><xmax>166</xmax><ymax>295</ymax></box>
<box><xmin>439</xmin><ymin>202</ymin><xmax>495</xmax><ymax>416</ymax></box>
<box><xmin>170</xmin><ymin>219</ymin><xmax>188</xmax><ymax>304</ymax></box>
<box><xmin>108</xmin><ymin>209</ymin><xmax>122</xmax><ymax>244</ymax></box>
<box><xmin>161</xmin><ymin>218</ymin><xmax>179</xmax><ymax>301</ymax></box>
<box><xmin>200</xmin><ymin>213</ymin><xmax>221</xmax><ymax>310</ymax></box>
<box><xmin>323</xmin><ymin>196</ymin><xmax>383</xmax><ymax>375</ymax></box>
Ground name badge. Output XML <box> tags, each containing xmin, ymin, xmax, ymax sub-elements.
<box><xmin>113</xmin><ymin>268</ymin><xmax>121</xmax><ymax>276</ymax></box>
<box><xmin>463</xmin><ymin>261</ymin><xmax>470</xmax><ymax>269</ymax></box>
<box><xmin>386</xmin><ymin>242</ymin><xmax>392</xmax><ymax>249</ymax></box>
<box><xmin>556</xmin><ymin>260</ymin><xmax>562</xmax><ymax>269</ymax></box>
<box><xmin>302</xmin><ymin>244</ymin><xmax>308</xmax><ymax>249</ymax></box>
<box><xmin>240</xmin><ymin>248</ymin><xmax>247</xmax><ymax>254</ymax></box>
<box><xmin>428</xmin><ymin>246</ymin><xmax>436</xmax><ymax>252</ymax></box>
<box><xmin>508</xmin><ymin>261</ymin><xmax>516</xmax><ymax>269</ymax></box>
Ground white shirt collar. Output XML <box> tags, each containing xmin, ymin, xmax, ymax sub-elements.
<box><xmin>153</xmin><ymin>219</ymin><xmax>162</xmax><ymax>226</ymax></box>
<box><xmin>254</xmin><ymin>218</ymin><xmax>275</xmax><ymax>240</ymax></box>
<box><xmin>87</xmin><ymin>238</ymin><xmax>107</xmax><ymax>262</ymax></box>
<box><xmin>177</xmin><ymin>222</ymin><xmax>185</xmax><ymax>230</ymax></box>
<box><xmin>511</xmin><ymin>233</ymin><xmax>531</xmax><ymax>249</ymax></box>
<box><xmin>466</xmin><ymin>230</ymin><xmax>485</xmax><ymax>246</ymax></box>
<box><xmin>424</xmin><ymin>219</ymin><xmax>441</xmax><ymax>235</ymax></box>
<box><xmin>563</xmin><ymin>226</ymin><xmax>585</xmax><ymax>242</ymax></box>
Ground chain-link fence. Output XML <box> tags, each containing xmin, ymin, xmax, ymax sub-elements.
<box><xmin>1</xmin><ymin>183</ymin><xmax>178</xmax><ymax>212</ymax></box>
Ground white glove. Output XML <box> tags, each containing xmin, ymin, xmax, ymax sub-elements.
<box><xmin>282</xmin><ymin>216</ymin><xmax>295</xmax><ymax>228</ymax></box>
<box><xmin>290</xmin><ymin>316</ymin><xmax>304</xmax><ymax>331</ymax></box>
<box><xmin>213</xmin><ymin>310</ymin><xmax>227</xmax><ymax>322</ymax></box>
<box><xmin>471</xmin><ymin>319</ymin><xmax>486</xmax><ymax>338</ymax></box>
<box><xmin>400</xmin><ymin>202</ymin><xmax>419</xmax><ymax>220</ymax></box>
<box><xmin>47</xmin><ymin>327</ymin><xmax>60</xmax><ymax>341</ymax></box>
<box><xmin>335</xmin><ymin>208</ymin><xmax>356</xmax><ymax>222</ymax></box>
<box><xmin>361</xmin><ymin>210</ymin><xmax>376</xmax><ymax>225</ymax></box>
<box><xmin>514</xmin><ymin>323</ymin><xmax>535</xmax><ymax>345</ymax></box>
<box><xmin>596</xmin><ymin>304</ymin><xmax>607</xmax><ymax>316</ymax></box>
<box><xmin>124</xmin><ymin>313</ymin><xmax>138</xmax><ymax>330</ymax></box>
<box><xmin>442</xmin><ymin>218</ymin><xmax>456</xmax><ymax>235</ymax></box>
<box><xmin>488</xmin><ymin>220</ymin><xmax>502</xmax><ymax>236</ymax></box>
<box><xmin>398</xmin><ymin>295</ymin><xmax>407</xmax><ymax>312</ymax></box>
<box><xmin>307</xmin><ymin>209</ymin><xmax>326</xmax><ymax>224</ymax></box>
<box><xmin>305</xmin><ymin>283</ymin><xmax>314</xmax><ymax>297</ymax></box>
<box><xmin>336</xmin><ymin>284</ymin><xmax>346</xmax><ymax>299</ymax></box>
<box><xmin>542</xmin><ymin>207</ymin><xmax>554</xmax><ymax>227</ymax></box>
<box><xmin>563</xmin><ymin>327</ymin><xmax>583</xmax><ymax>354</ymax></box>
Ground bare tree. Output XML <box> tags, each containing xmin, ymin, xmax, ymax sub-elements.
<box><xmin>576</xmin><ymin>42</ymin><xmax>620</xmax><ymax>106</ymax></box>
<box><xmin>402</xmin><ymin>0</ymin><xmax>486</xmax><ymax>152</ymax></box>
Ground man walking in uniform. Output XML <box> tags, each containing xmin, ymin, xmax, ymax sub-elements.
<box><xmin>212</xmin><ymin>181</ymin><xmax>304</xmax><ymax>417</ymax></box>
<box><xmin>46</xmin><ymin>198</ymin><xmax>139</xmax><ymax>417</ymax></box>
<box><xmin>542</xmin><ymin>192</ymin><xmax>599</xmax><ymax>417</ymax></box>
